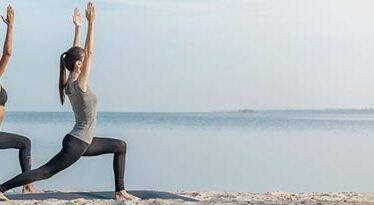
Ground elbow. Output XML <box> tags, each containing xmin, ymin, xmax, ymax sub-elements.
<box><xmin>4</xmin><ymin>49</ymin><xmax>12</xmax><ymax>56</ymax></box>
<box><xmin>84</xmin><ymin>49</ymin><xmax>93</xmax><ymax>56</ymax></box>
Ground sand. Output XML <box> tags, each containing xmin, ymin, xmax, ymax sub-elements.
<box><xmin>3</xmin><ymin>192</ymin><xmax>374</xmax><ymax>205</ymax></box>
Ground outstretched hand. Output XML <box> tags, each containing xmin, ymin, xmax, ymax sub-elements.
<box><xmin>1</xmin><ymin>5</ymin><xmax>14</xmax><ymax>26</ymax></box>
<box><xmin>73</xmin><ymin>8</ymin><xmax>82</xmax><ymax>27</ymax></box>
<box><xmin>85</xmin><ymin>2</ymin><xmax>95</xmax><ymax>23</ymax></box>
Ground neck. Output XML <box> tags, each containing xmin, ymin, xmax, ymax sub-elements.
<box><xmin>68</xmin><ymin>71</ymin><xmax>79</xmax><ymax>81</ymax></box>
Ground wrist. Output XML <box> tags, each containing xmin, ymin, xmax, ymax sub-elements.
<box><xmin>7</xmin><ymin>24</ymin><xmax>13</xmax><ymax>29</ymax></box>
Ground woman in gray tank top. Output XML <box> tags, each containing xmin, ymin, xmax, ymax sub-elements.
<box><xmin>0</xmin><ymin>3</ymin><xmax>139</xmax><ymax>201</ymax></box>
<box><xmin>0</xmin><ymin>5</ymin><xmax>38</xmax><ymax>194</ymax></box>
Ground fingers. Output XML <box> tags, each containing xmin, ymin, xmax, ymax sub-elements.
<box><xmin>73</xmin><ymin>8</ymin><xmax>80</xmax><ymax>19</ymax></box>
<box><xmin>74</xmin><ymin>8</ymin><xmax>77</xmax><ymax>18</ymax></box>
<box><xmin>86</xmin><ymin>1</ymin><xmax>94</xmax><ymax>14</ymax></box>
<box><xmin>73</xmin><ymin>7</ymin><xmax>82</xmax><ymax>26</ymax></box>
<box><xmin>0</xmin><ymin>4</ymin><xmax>13</xmax><ymax>26</ymax></box>
<box><xmin>7</xmin><ymin>5</ymin><xmax>13</xmax><ymax>17</ymax></box>
<box><xmin>87</xmin><ymin>1</ymin><xmax>93</xmax><ymax>9</ymax></box>
<box><xmin>74</xmin><ymin>8</ymin><xmax>81</xmax><ymax>17</ymax></box>
<box><xmin>7</xmin><ymin>5</ymin><xmax>13</xmax><ymax>14</ymax></box>
<box><xmin>84</xmin><ymin>2</ymin><xmax>95</xmax><ymax>21</ymax></box>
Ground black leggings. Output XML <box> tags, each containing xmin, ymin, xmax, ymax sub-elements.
<box><xmin>0</xmin><ymin>134</ymin><xmax>127</xmax><ymax>192</ymax></box>
<box><xmin>0</xmin><ymin>132</ymin><xmax>31</xmax><ymax>173</ymax></box>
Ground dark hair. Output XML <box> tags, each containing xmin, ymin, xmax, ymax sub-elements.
<box><xmin>59</xmin><ymin>46</ymin><xmax>85</xmax><ymax>105</ymax></box>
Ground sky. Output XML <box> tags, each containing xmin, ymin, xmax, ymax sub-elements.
<box><xmin>0</xmin><ymin>0</ymin><xmax>373</xmax><ymax>112</ymax></box>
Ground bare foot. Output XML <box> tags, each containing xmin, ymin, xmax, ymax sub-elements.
<box><xmin>22</xmin><ymin>184</ymin><xmax>39</xmax><ymax>193</ymax></box>
<box><xmin>115</xmin><ymin>190</ymin><xmax>140</xmax><ymax>200</ymax></box>
<box><xmin>0</xmin><ymin>192</ymin><xmax>8</xmax><ymax>201</ymax></box>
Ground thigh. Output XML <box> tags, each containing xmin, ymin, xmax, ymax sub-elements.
<box><xmin>42</xmin><ymin>147</ymin><xmax>81</xmax><ymax>173</ymax></box>
<box><xmin>42</xmin><ymin>135</ymin><xmax>88</xmax><ymax>173</ymax></box>
<box><xmin>0</xmin><ymin>132</ymin><xmax>29</xmax><ymax>149</ymax></box>
<box><xmin>83</xmin><ymin>137</ymin><xmax>124</xmax><ymax>156</ymax></box>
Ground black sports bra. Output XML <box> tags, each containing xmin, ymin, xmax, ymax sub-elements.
<box><xmin>0</xmin><ymin>86</ymin><xmax>8</xmax><ymax>106</ymax></box>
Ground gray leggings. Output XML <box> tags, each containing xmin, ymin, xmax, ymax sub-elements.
<box><xmin>0</xmin><ymin>134</ymin><xmax>127</xmax><ymax>192</ymax></box>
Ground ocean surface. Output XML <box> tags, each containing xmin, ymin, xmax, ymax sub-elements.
<box><xmin>1</xmin><ymin>111</ymin><xmax>374</xmax><ymax>192</ymax></box>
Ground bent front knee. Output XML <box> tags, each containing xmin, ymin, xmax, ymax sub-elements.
<box><xmin>116</xmin><ymin>140</ymin><xmax>127</xmax><ymax>154</ymax></box>
<box><xmin>22</xmin><ymin>137</ymin><xmax>31</xmax><ymax>149</ymax></box>
<box><xmin>17</xmin><ymin>136</ymin><xmax>31</xmax><ymax>150</ymax></box>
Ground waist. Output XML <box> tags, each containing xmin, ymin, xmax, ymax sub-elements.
<box><xmin>63</xmin><ymin>134</ymin><xmax>90</xmax><ymax>147</ymax></box>
<box><xmin>69</xmin><ymin>119</ymin><xmax>96</xmax><ymax>144</ymax></box>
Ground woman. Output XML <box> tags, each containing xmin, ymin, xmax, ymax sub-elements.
<box><xmin>0</xmin><ymin>5</ymin><xmax>37</xmax><ymax>194</ymax></box>
<box><xmin>0</xmin><ymin>3</ymin><xmax>139</xmax><ymax>201</ymax></box>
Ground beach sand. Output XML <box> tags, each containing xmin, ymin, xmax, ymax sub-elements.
<box><xmin>3</xmin><ymin>192</ymin><xmax>374</xmax><ymax>205</ymax></box>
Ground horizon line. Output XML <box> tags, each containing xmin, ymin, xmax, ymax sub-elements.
<box><xmin>4</xmin><ymin>108</ymin><xmax>374</xmax><ymax>113</ymax></box>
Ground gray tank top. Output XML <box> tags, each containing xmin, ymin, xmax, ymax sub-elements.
<box><xmin>65</xmin><ymin>80</ymin><xmax>97</xmax><ymax>144</ymax></box>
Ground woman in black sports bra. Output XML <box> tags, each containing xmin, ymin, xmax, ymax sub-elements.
<box><xmin>0</xmin><ymin>5</ymin><xmax>37</xmax><ymax>193</ymax></box>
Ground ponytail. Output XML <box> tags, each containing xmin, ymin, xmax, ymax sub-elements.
<box><xmin>58</xmin><ymin>47</ymin><xmax>85</xmax><ymax>105</ymax></box>
<box><xmin>59</xmin><ymin>52</ymin><xmax>67</xmax><ymax>105</ymax></box>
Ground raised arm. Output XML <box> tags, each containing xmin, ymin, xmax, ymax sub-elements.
<box><xmin>72</xmin><ymin>8</ymin><xmax>81</xmax><ymax>47</ymax></box>
<box><xmin>0</xmin><ymin>5</ymin><xmax>14</xmax><ymax>77</ymax></box>
<box><xmin>78</xmin><ymin>2</ymin><xmax>95</xmax><ymax>92</ymax></box>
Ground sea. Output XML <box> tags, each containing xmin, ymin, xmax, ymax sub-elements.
<box><xmin>1</xmin><ymin>110</ymin><xmax>374</xmax><ymax>192</ymax></box>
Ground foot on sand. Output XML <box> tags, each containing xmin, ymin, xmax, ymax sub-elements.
<box><xmin>0</xmin><ymin>192</ymin><xmax>9</xmax><ymax>201</ymax></box>
<box><xmin>115</xmin><ymin>190</ymin><xmax>141</xmax><ymax>200</ymax></box>
<box><xmin>22</xmin><ymin>184</ymin><xmax>39</xmax><ymax>193</ymax></box>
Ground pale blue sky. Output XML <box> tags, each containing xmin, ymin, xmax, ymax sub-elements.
<box><xmin>0</xmin><ymin>0</ymin><xmax>373</xmax><ymax>112</ymax></box>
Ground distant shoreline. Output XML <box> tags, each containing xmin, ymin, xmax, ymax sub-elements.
<box><xmin>4</xmin><ymin>109</ymin><xmax>374</xmax><ymax>114</ymax></box>
<box><xmin>231</xmin><ymin>108</ymin><xmax>374</xmax><ymax>113</ymax></box>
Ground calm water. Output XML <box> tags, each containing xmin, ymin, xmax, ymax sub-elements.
<box><xmin>1</xmin><ymin>111</ymin><xmax>374</xmax><ymax>192</ymax></box>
